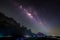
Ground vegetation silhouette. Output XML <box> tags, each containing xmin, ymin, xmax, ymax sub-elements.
<box><xmin>0</xmin><ymin>12</ymin><xmax>58</xmax><ymax>40</ymax></box>
<box><xmin>0</xmin><ymin>12</ymin><xmax>31</xmax><ymax>37</ymax></box>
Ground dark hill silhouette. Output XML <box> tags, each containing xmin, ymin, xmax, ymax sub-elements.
<box><xmin>0</xmin><ymin>12</ymin><xmax>28</xmax><ymax>37</ymax></box>
<box><xmin>0</xmin><ymin>12</ymin><xmax>46</xmax><ymax>37</ymax></box>
<box><xmin>0</xmin><ymin>12</ymin><xmax>58</xmax><ymax>40</ymax></box>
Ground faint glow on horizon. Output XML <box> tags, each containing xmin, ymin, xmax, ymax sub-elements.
<box><xmin>24</xmin><ymin>35</ymin><xmax>31</xmax><ymax>38</ymax></box>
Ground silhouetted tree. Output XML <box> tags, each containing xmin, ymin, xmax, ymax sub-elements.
<box><xmin>0</xmin><ymin>12</ymin><xmax>28</xmax><ymax>37</ymax></box>
<box><xmin>0</xmin><ymin>12</ymin><xmax>35</xmax><ymax>38</ymax></box>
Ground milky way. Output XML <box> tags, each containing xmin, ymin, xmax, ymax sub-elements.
<box><xmin>5</xmin><ymin>0</ymin><xmax>60</xmax><ymax>35</ymax></box>
<box><xmin>18</xmin><ymin>5</ymin><xmax>50</xmax><ymax>35</ymax></box>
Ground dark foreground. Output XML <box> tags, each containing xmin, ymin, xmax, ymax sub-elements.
<box><xmin>0</xmin><ymin>37</ymin><xmax>59</xmax><ymax>40</ymax></box>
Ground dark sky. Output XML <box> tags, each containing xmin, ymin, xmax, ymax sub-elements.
<box><xmin>0</xmin><ymin>0</ymin><xmax>60</xmax><ymax>35</ymax></box>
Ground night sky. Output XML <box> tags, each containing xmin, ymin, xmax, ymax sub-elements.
<box><xmin>0</xmin><ymin>0</ymin><xmax>60</xmax><ymax>36</ymax></box>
